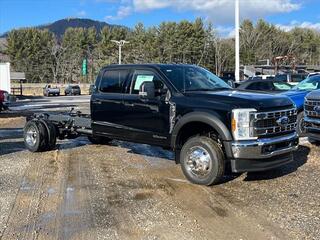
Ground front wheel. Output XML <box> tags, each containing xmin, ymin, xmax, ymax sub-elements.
<box><xmin>297</xmin><ymin>112</ymin><xmax>306</xmax><ymax>137</ymax></box>
<box><xmin>180</xmin><ymin>136</ymin><xmax>225</xmax><ymax>185</ymax></box>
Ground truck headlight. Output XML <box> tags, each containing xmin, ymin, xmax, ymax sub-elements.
<box><xmin>231</xmin><ymin>108</ymin><xmax>257</xmax><ymax>140</ymax></box>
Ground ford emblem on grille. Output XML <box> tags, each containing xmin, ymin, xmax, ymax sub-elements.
<box><xmin>276</xmin><ymin>116</ymin><xmax>289</xmax><ymax>127</ymax></box>
<box><xmin>314</xmin><ymin>106</ymin><xmax>320</xmax><ymax>114</ymax></box>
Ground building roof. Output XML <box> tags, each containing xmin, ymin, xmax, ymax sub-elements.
<box><xmin>10</xmin><ymin>72</ymin><xmax>26</xmax><ymax>80</ymax></box>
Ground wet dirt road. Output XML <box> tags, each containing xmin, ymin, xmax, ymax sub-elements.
<box><xmin>1</xmin><ymin>97</ymin><xmax>320</xmax><ymax>239</ymax></box>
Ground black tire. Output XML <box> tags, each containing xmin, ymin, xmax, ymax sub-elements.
<box><xmin>24</xmin><ymin>120</ymin><xmax>48</xmax><ymax>152</ymax></box>
<box><xmin>297</xmin><ymin>112</ymin><xmax>306</xmax><ymax>137</ymax></box>
<box><xmin>180</xmin><ymin>136</ymin><xmax>225</xmax><ymax>185</ymax></box>
<box><xmin>88</xmin><ymin>135</ymin><xmax>112</xmax><ymax>145</ymax></box>
<box><xmin>40</xmin><ymin>120</ymin><xmax>57</xmax><ymax>151</ymax></box>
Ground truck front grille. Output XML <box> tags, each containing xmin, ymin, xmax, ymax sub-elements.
<box><xmin>305</xmin><ymin>99</ymin><xmax>320</xmax><ymax>119</ymax></box>
<box><xmin>252</xmin><ymin>108</ymin><xmax>297</xmax><ymax>138</ymax></box>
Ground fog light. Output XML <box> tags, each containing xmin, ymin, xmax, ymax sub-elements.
<box><xmin>263</xmin><ymin>145</ymin><xmax>276</xmax><ymax>154</ymax></box>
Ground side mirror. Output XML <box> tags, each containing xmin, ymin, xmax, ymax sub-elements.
<box><xmin>227</xmin><ymin>80</ymin><xmax>235</xmax><ymax>88</ymax></box>
<box><xmin>89</xmin><ymin>84</ymin><xmax>96</xmax><ymax>94</ymax></box>
<box><xmin>139</xmin><ymin>81</ymin><xmax>155</xmax><ymax>99</ymax></box>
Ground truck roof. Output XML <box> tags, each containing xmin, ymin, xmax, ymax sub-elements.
<box><xmin>101</xmin><ymin>63</ymin><xmax>197</xmax><ymax>70</ymax></box>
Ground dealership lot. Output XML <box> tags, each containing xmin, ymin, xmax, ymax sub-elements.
<box><xmin>0</xmin><ymin>96</ymin><xmax>319</xmax><ymax>240</ymax></box>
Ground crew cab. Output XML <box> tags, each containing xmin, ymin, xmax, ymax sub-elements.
<box><xmin>23</xmin><ymin>64</ymin><xmax>299</xmax><ymax>185</ymax></box>
<box><xmin>0</xmin><ymin>89</ymin><xmax>9</xmax><ymax>112</ymax></box>
<box><xmin>304</xmin><ymin>89</ymin><xmax>320</xmax><ymax>143</ymax></box>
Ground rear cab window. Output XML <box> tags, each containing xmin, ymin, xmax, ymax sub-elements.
<box><xmin>99</xmin><ymin>69</ymin><xmax>129</xmax><ymax>93</ymax></box>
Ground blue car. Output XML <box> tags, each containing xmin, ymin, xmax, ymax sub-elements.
<box><xmin>280</xmin><ymin>75</ymin><xmax>320</xmax><ymax>136</ymax></box>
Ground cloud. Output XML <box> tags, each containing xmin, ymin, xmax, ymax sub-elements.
<box><xmin>276</xmin><ymin>21</ymin><xmax>320</xmax><ymax>32</ymax></box>
<box><xmin>76</xmin><ymin>10</ymin><xmax>87</xmax><ymax>17</ymax></box>
<box><xmin>133</xmin><ymin>0</ymin><xmax>171</xmax><ymax>11</ymax></box>
<box><xmin>105</xmin><ymin>5</ymin><xmax>132</xmax><ymax>20</ymax></box>
<box><xmin>101</xmin><ymin>0</ymin><xmax>301</xmax><ymax>24</ymax></box>
<box><xmin>132</xmin><ymin>0</ymin><xmax>301</xmax><ymax>24</ymax></box>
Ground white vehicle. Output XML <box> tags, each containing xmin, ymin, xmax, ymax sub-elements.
<box><xmin>43</xmin><ymin>84</ymin><xmax>60</xmax><ymax>97</ymax></box>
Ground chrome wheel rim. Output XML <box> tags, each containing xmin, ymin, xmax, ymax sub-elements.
<box><xmin>186</xmin><ymin>146</ymin><xmax>212</xmax><ymax>179</ymax></box>
<box><xmin>25</xmin><ymin>126</ymin><xmax>37</xmax><ymax>146</ymax></box>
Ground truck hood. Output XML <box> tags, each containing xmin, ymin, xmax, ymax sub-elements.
<box><xmin>280</xmin><ymin>90</ymin><xmax>309</xmax><ymax>98</ymax></box>
<box><xmin>306</xmin><ymin>90</ymin><xmax>320</xmax><ymax>100</ymax></box>
<box><xmin>279</xmin><ymin>90</ymin><xmax>309</xmax><ymax>110</ymax></box>
<box><xmin>184</xmin><ymin>90</ymin><xmax>294</xmax><ymax>111</ymax></box>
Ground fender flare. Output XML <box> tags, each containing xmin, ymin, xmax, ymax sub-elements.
<box><xmin>170</xmin><ymin>111</ymin><xmax>233</xmax><ymax>149</ymax></box>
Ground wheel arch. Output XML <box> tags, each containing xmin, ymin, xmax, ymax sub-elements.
<box><xmin>171</xmin><ymin>111</ymin><xmax>232</xmax><ymax>150</ymax></box>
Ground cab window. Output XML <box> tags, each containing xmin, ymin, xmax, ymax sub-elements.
<box><xmin>130</xmin><ymin>70</ymin><xmax>165</xmax><ymax>94</ymax></box>
<box><xmin>247</xmin><ymin>82</ymin><xmax>272</xmax><ymax>91</ymax></box>
<box><xmin>99</xmin><ymin>69</ymin><xmax>129</xmax><ymax>93</ymax></box>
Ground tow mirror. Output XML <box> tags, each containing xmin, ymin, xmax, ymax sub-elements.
<box><xmin>139</xmin><ymin>81</ymin><xmax>155</xmax><ymax>99</ymax></box>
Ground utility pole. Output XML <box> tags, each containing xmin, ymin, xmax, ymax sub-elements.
<box><xmin>111</xmin><ymin>40</ymin><xmax>129</xmax><ymax>64</ymax></box>
<box><xmin>235</xmin><ymin>0</ymin><xmax>240</xmax><ymax>82</ymax></box>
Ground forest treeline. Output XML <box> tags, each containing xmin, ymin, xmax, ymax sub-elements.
<box><xmin>4</xmin><ymin>18</ymin><xmax>320</xmax><ymax>83</ymax></box>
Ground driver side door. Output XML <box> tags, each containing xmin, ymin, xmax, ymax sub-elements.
<box><xmin>121</xmin><ymin>69</ymin><xmax>171</xmax><ymax>146</ymax></box>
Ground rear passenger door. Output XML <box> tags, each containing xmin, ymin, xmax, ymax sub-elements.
<box><xmin>91</xmin><ymin>68</ymin><xmax>129</xmax><ymax>138</ymax></box>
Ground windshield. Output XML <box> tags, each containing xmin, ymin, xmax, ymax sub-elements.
<box><xmin>292</xmin><ymin>76</ymin><xmax>320</xmax><ymax>91</ymax></box>
<box><xmin>160</xmin><ymin>65</ymin><xmax>231</xmax><ymax>92</ymax></box>
<box><xmin>273</xmin><ymin>82</ymin><xmax>292</xmax><ymax>91</ymax></box>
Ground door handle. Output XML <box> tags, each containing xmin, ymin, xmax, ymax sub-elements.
<box><xmin>93</xmin><ymin>100</ymin><xmax>102</xmax><ymax>104</ymax></box>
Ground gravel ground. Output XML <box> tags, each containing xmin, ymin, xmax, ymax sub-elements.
<box><xmin>0</xmin><ymin>96</ymin><xmax>319</xmax><ymax>239</ymax></box>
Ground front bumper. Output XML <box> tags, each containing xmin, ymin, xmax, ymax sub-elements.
<box><xmin>226</xmin><ymin>132</ymin><xmax>299</xmax><ymax>172</ymax></box>
<box><xmin>305</xmin><ymin>116</ymin><xmax>320</xmax><ymax>141</ymax></box>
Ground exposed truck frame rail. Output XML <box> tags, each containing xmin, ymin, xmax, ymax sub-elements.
<box><xmin>26</xmin><ymin>110</ymin><xmax>92</xmax><ymax>143</ymax></box>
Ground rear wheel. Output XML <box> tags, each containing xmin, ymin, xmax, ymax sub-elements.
<box><xmin>41</xmin><ymin>120</ymin><xmax>57</xmax><ymax>151</ymax></box>
<box><xmin>297</xmin><ymin>112</ymin><xmax>306</xmax><ymax>137</ymax></box>
<box><xmin>88</xmin><ymin>135</ymin><xmax>112</xmax><ymax>144</ymax></box>
<box><xmin>24</xmin><ymin>120</ymin><xmax>48</xmax><ymax>152</ymax></box>
<box><xmin>180</xmin><ymin>136</ymin><xmax>225</xmax><ymax>185</ymax></box>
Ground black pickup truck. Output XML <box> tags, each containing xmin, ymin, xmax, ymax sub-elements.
<box><xmin>304</xmin><ymin>90</ymin><xmax>320</xmax><ymax>142</ymax></box>
<box><xmin>23</xmin><ymin>64</ymin><xmax>299</xmax><ymax>185</ymax></box>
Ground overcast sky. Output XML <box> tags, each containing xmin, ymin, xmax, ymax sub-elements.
<box><xmin>0</xmin><ymin>0</ymin><xmax>319</xmax><ymax>36</ymax></box>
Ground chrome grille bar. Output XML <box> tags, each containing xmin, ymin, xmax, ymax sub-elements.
<box><xmin>251</xmin><ymin>108</ymin><xmax>297</xmax><ymax>137</ymax></box>
<box><xmin>305</xmin><ymin>99</ymin><xmax>320</xmax><ymax>118</ymax></box>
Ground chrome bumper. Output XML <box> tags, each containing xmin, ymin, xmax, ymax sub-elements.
<box><xmin>304</xmin><ymin>116</ymin><xmax>320</xmax><ymax>140</ymax></box>
<box><xmin>305</xmin><ymin>116</ymin><xmax>320</xmax><ymax>130</ymax></box>
<box><xmin>231</xmin><ymin>132</ymin><xmax>299</xmax><ymax>159</ymax></box>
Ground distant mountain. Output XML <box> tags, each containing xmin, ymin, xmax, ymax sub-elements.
<box><xmin>0</xmin><ymin>18</ymin><xmax>127</xmax><ymax>38</ymax></box>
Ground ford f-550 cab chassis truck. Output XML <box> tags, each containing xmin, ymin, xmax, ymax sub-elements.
<box><xmin>24</xmin><ymin>64</ymin><xmax>299</xmax><ymax>185</ymax></box>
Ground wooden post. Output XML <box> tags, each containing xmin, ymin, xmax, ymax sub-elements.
<box><xmin>20</xmin><ymin>80</ymin><xmax>23</xmax><ymax>96</ymax></box>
